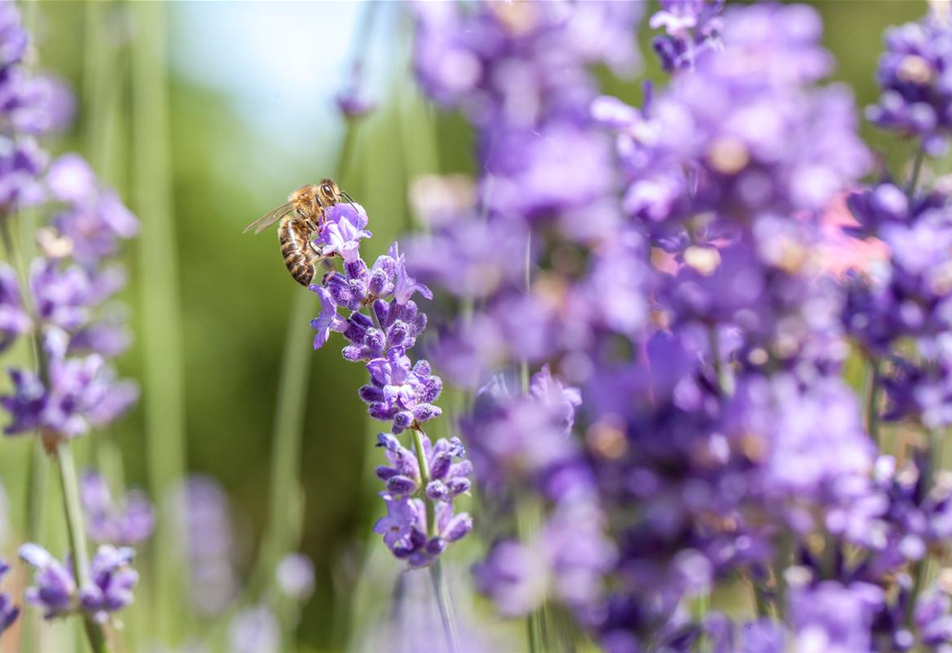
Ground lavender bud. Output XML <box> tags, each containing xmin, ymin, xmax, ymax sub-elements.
<box><xmin>413</xmin><ymin>359</ymin><xmax>431</xmax><ymax>378</ymax></box>
<box><xmin>359</xmin><ymin>385</ymin><xmax>384</xmax><ymax>404</ymax></box>
<box><xmin>426</xmin><ymin>538</ymin><xmax>448</xmax><ymax>556</ymax></box>
<box><xmin>443</xmin><ymin>514</ymin><xmax>474</xmax><ymax>542</ymax></box>
<box><xmin>375</xmin><ymin>465</ymin><xmax>399</xmax><ymax>481</ymax></box>
<box><xmin>429</xmin><ymin>452</ymin><xmax>452</xmax><ymax>481</ymax></box>
<box><xmin>412</xmin><ymin>403</ymin><xmax>442</xmax><ymax>423</ymax></box>
<box><xmin>392</xmin><ymin>411</ymin><xmax>413</xmax><ymax>434</ymax></box>
<box><xmin>364</xmin><ymin>328</ymin><xmax>385</xmax><ymax>352</ymax></box>
<box><xmin>376</xmin><ymin>432</ymin><xmax>400</xmax><ymax>451</ymax></box>
<box><xmin>386</xmin><ymin>475</ymin><xmax>418</xmax><ymax>495</ymax></box>
<box><xmin>369</xmin><ymin>267</ymin><xmax>390</xmax><ymax>297</ymax></box>
<box><xmin>420</xmin><ymin>376</ymin><xmax>443</xmax><ymax>403</ymax></box>
<box><xmin>447</xmin><ymin>477</ymin><xmax>471</xmax><ymax>496</ymax></box>
<box><xmin>426</xmin><ymin>480</ymin><xmax>449</xmax><ymax>501</ymax></box>
<box><xmin>410</xmin><ymin>312</ymin><xmax>427</xmax><ymax>337</ymax></box>
<box><xmin>344</xmin><ymin>259</ymin><xmax>366</xmax><ymax>280</ymax></box>
<box><xmin>387</xmin><ymin>320</ymin><xmax>409</xmax><ymax>348</ymax></box>
<box><xmin>450</xmin><ymin>457</ymin><xmax>474</xmax><ymax>475</ymax></box>
<box><xmin>341</xmin><ymin>346</ymin><xmax>364</xmax><ymax>362</ymax></box>
<box><xmin>369</xmin><ymin>402</ymin><xmax>395</xmax><ymax>421</ymax></box>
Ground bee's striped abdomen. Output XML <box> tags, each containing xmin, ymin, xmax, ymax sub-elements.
<box><xmin>278</xmin><ymin>217</ymin><xmax>314</xmax><ymax>286</ymax></box>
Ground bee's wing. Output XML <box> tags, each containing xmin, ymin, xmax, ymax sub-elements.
<box><xmin>243</xmin><ymin>202</ymin><xmax>294</xmax><ymax>234</ymax></box>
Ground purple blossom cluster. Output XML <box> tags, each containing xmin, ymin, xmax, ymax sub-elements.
<box><xmin>308</xmin><ymin>202</ymin><xmax>473</xmax><ymax>566</ymax></box>
<box><xmin>402</xmin><ymin>0</ymin><xmax>952</xmax><ymax>650</ymax></box>
<box><xmin>81</xmin><ymin>471</ymin><xmax>154</xmax><ymax>546</ymax></box>
<box><xmin>0</xmin><ymin>0</ymin><xmax>146</xmax><ymax>633</ymax></box>
<box><xmin>868</xmin><ymin>10</ymin><xmax>952</xmax><ymax>154</ymax></box>
<box><xmin>19</xmin><ymin>542</ymin><xmax>138</xmax><ymax>625</ymax></box>
<box><xmin>650</xmin><ymin>0</ymin><xmax>724</xmax><ymax>73</ymax></box>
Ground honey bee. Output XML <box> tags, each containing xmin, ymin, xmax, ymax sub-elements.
<box><xmin>243</xmin><ymin>178</ymin><xmax>353</xmax><ymax>286</ymax></box>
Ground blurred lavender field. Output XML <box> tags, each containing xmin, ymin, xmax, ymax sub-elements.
<box><xmin>0</xmin><ymin>1</ymin><xmax>946</xmax><ymax>653</ymax></box>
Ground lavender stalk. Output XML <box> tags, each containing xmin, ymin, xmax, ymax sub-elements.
<box><xmin>130</xmin><ymin>2</ymin><xmax>188</xmax><ymax>645</ymax></box>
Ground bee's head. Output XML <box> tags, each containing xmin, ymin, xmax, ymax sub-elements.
<box><xmin>316</xmin><ymin>178</ymin><xmax>340</xmax><ymax>206</ymax></box>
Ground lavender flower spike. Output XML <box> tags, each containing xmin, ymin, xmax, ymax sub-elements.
<box><xmin>309</xmin><ymin>202</ymin><xmax>473</xmax><ymax>566</ymax></box>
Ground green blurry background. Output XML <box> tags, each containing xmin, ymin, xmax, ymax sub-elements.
<box><xmin>0</xmin><ymin>1</ymin><xmax>926</xmax><ymax>651</ymax></box>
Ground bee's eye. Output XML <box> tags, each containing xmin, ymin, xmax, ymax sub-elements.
<box><xmin>322</xmin><ymin>184</ymin><xmax>332</xmax><ymax>195</ymax></box>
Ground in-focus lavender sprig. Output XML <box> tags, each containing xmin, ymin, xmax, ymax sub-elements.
<box><xmin>308</xmin><ymin>203</ymin><xmax>472</xmax><ymax>567</ymax></box>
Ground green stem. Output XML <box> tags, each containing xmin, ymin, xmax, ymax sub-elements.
<box><xmin>255</xmin><ymin>290</ymin><xmax>314</xmax><ymax>582</ymax></box>
<box><xmin>708</xmin><ymin>326</ymin><xmax>731</xmax><ymax>396</ymax></box>
<box><xmin>410</xmin><ymin>429</ymin><xmax>435</xmax><ymax>537</ymax></box>
<box><xmin>0</xmin><ymin>216</ymin><xmax>47</xmax><ymax>653</ymax></box>
<box><xmin>429</xmin><ymin>560</ymin><xmax>460</xmax><ymax>653</ymax></box>
<box><xmin>131</xmin><ymin>2</ymin><xmax>188</xmax><ymax>645</ymax></box>
<box><xmin>56</xmin><ymin>442</ymin><xmax>108</xmax><ymax>653</ymax></box>
<box><xmin>747</xmin><ymin>574</ymin><xmax>770</xmax><ymax>618</ymax></box>
<box><xmin>907</xmin><ymin>429</ymin><xmax>943</xmax><ymax>628</ymax></box>
<box><xmin>410</xmin><ymin>430</ymin><xmax>459</xmax><ymax>653</ymax></box>
<box><xmin>864</xmin><ymin>359</ymin><xmax>880</xmax><ymax>443</ymax></box>
<box><xmin>773</xmin><ymin>534</ymin><xmax>791</xmax><ymax>620</ymax></box>
<box><xmin>691</xmin><ymin>593</ymin><xmax>710</xmax><ymax>653</ymax></box>
<box><xmin>907</xmin><ymin>147</ymin><xmax>925</xmax><ymax>198</ymax></box>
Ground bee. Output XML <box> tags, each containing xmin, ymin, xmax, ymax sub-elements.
<box><xmin>243</xmin><ymin>178</ymin><xmax>353</xmax><ymax>286</ymax></box>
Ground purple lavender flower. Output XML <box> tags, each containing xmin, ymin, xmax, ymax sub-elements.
<box><xmin>47</xmin><ymin>154</ymin><xmax>138</xmax><ymax>267</ymax></box>
<box><xmin>30</xmin><ymin>259</ymin><xmax>92</xmax><ymax>331</ymax></box>
<box><xmin>81</xmin><ymin>471</ymin><xmax>155</xmax><ymax>546</ymax></box>
<box><xmin>373</xmin><ymin>432</ymin><xmax>473</xmax><ymax>567</ymax></box>
<box><xmin>315</xmin><ymin>203</ymin><xmax>371</xmax><ymax>263</ymax></box>
<box><xmin>2</xmin><ymin>327</ymin><xmax>137</xmax><ymax>437</ymax></box>
<box><xmin>173</xmin><ymin>475</ymin><xmax>239</xmax><ymax>617</ymax></box>
<box><xmin>19</xmin><ymin>542</ymin><xmax>138</xmax><ymax>624</ymax></box>
<box><xmin>788</xmin><ymin>580</ymin><xmax>884</xmax><ymax>653</ymax></box>
<box><xmin>79</xmin><ymin>545</ymin><xmax>138</xmax><ymax>624</ymax></box>
<box><xmin>650</xmin><ymin>0</ymin><xmax>724</xmax><ymax>72</ymax></box>
<box><xmin>275</xmin><ymin>553</ymin><xmax>315</xmax><ymax>602</ymax></box>
<box><xmin>0</xmin><ymin>137</ymin><xmax>46</xmax><ymax>210</ymax></box>
<box><xmin>228</xmin><ymin>605</ymin><xmax>279</xmax><ymax>653</ymax></box>
<box><xmin>0</xmin><ymin>560</ymin><xmax>19</xmax><ymax>634</ymax></box>
<box><xmin>310</xmin><ymin>285</ymin><xmax>346</xmax><ymax>350</ymax></box>
<box><xmin>19</xmin><ymin>543</ymin><xmax>76</xmax><ymax>619</ymax></box>
<box><xmin>0</xmin><ymin>262</ymin><xmax>29</xmax><ymax>351</ymax></box>
<box><xmin>867</xmin><ymin>10</ymin><xmax>952</xmax><ymax>154</ymax></box>
<box><xmin>308</xmin><ymin>201</ymin><xmax>473</xmax><ymax>566</ymax></box>
<box><xmin>0</xmin><ymin>2</ymin><xmax>28</xmax><ymax>70</ymax></box>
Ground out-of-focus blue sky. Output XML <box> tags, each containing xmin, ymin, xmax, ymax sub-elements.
<box><xmin>169</xmin><ymin>2</ymin><xmax>398</xmax><ymax>172</ymax></box>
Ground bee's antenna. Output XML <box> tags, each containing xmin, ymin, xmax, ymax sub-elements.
<box><xmin>341</xmin><ymin>190</ymin><xmax>358</xmax><ymax>211</ymax></box>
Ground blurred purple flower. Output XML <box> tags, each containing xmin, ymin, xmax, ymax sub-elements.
<box><xmin>173</xmin><ymin>475</ymin><xmax>239</xmax><ymax>617</ymax></box>
<box><xmin>19</xmin><ymin>542</ymin><xmax>75</xmax><ymax>619</ymax></box>
<box><xmin>867</xmin><ymin>11</ymin><xmax>952</xmax><ymax>154</ymax></box>
<box><xmin>275</xmin><ymin>553</ymin><xmax>315</xmax><ymax>602</ymax></box>
<box><xmin>2</xmin><ymin>328</ymin><xmax>136</xmax><ymax>437</ymax></box>
<box><xmin>788</xmin><ymin>580</ymin><xmax>884</xmax><ymax>653</ymax></box>
<box><xmin>0</xmin><ymin>560</ymin><xmax>18</xmax><ymax>634</ymax></box>
<box><xmin>0</xmin><ymin>262</ymin><xmax>29</xmax><ymax>351</ymax></box>
<box><xmin>81</xmin><ymin>470</ymin><xmax>154</xmax><ymax>546</ymax></box>
<box><xmin>79</xmin><ymin>545</ymin><xmax>138</xmax><ymax>625</ymax></box>
<box><xmin>228</xmin><ymin>605</ymin><xmax>279</xmax><ymax>653</ymax></box>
